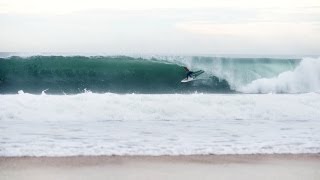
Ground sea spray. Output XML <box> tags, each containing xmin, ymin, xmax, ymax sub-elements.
<box><xmin>239</xmin><ymin>57</ymin><xmax>320</xmax><ymax>93</ymax></box>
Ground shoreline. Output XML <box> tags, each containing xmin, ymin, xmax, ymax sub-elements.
<box><xmin>1</xmin><ymin>153</ymin><xmax>320</xmax><ymax>163</ymax></box>
<box><xmin>1</xmin><ymin>154</ymin><xmax>320</xmax><ymax>180</ymax></box>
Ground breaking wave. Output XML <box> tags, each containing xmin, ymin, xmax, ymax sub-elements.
<box><xmin>0</xmin><ymin>55</ymin><xmax>319</xmax><ymax>94</ymax></box>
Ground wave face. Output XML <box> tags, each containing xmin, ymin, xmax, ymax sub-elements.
<box><xmin>0</xmin><ymin>56</ymin><xmax>230</xmax><ymax>94</ymax></box>
<box><xmin>1</xmin><ymin>55</ymin><xmax>319</xmax><ymax>94</ymax></box>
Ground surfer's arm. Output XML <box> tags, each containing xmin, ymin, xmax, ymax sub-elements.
<box><xmin>183</xmin><ymin>67</ymin><xmax>190</xmax><ymax>72</ymax></box>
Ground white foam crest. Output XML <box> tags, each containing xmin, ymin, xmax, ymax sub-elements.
<box><xmin>41</xmin><ymin>89</ymin><xmax>49</xmax><ymax>95</ymax></box>
<box><xmin>239</xmin><ymin>57</ymin><xmax>320</xmax><ymax>93</ymax></box>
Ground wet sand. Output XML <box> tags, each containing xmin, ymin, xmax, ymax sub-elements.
<box><xmin>1</xmin><ymin>154</ymin><xmax>320</xmax><ymax>180</ymax></box>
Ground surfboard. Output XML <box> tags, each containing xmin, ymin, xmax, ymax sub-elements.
<box><xmin>181</xmin><ymin>70</ymin><xmax>204</xmax><ymax>83</ymax></box>
<box><xmin>181</xmin><ymin>77</ymin><xmax>195</xmax><ymax>83</ymax></box>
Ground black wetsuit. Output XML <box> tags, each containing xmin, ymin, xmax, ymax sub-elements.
<box><xmin>186</xmin><ymin>71</ymin><xmax>194</xmax><ymax>79</ymax></box>
<box><xmin>183</xmin><ymin>67</ymin><xmax>194</xmax><ymax>79</ymax></box>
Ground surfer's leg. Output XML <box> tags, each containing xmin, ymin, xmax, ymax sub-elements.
<box><xmin>187</xmin><ymin>72</ymin><xmax>192</xmax><ymax>79</ymax></box>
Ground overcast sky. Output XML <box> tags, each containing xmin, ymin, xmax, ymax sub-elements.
<box><xmin>1</xmin><ymin>0</ymin><xmax>320</xmax><ymax>55</ymax></box>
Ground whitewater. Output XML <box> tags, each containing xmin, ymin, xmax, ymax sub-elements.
<box><xmin>1</xmin><ymin>92</ymin><xmax>320</xmax><ymax>156</ymax></box>
<box><xmin>1</xmin><ymin>55</ymin><xmax>320</xmax><ymax>156</ymax></box>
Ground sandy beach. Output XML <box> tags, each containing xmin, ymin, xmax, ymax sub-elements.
<box><xmin>1</xmin><ymin>154</ymin><xmax>319</xmax><ymax>180</ymax></box>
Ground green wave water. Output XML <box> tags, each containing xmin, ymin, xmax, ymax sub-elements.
<box><xmin>0</xmin><ymin>56</ymin><xmax>231</xmax><ymax>94</ymax></box>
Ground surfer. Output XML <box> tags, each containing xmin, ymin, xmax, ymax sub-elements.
<box><xmin>181</xmin><ymin>67</ymin><xmax>204</xmax><ymax>83</ymax></box>
<box><xmin>184</xmin><ymin>67</ymin><xmax>194</xmax><ymax>80</ymax></box>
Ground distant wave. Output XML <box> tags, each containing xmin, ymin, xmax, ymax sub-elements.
<box><xmin>1</xmin><ymin>55</ymin><xmax>319</xmax><ymax>94</ymax></box>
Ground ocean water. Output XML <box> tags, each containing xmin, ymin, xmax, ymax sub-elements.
<box><xmin>1</xmin><ymin>55</ymin><xmax>320</xmax><ymax>156</ymax></box>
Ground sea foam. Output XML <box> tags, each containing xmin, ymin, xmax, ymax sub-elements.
<box><xmin>1</xmin><ymin>93</ymin><xmax>320</xmax><ymax>156</ymax></box>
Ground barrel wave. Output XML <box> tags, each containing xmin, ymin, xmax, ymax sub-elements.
<box><xmin>1</xmin><ymin>55</ymin><xmax>319</xmax><ymax>94</ymax></box>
